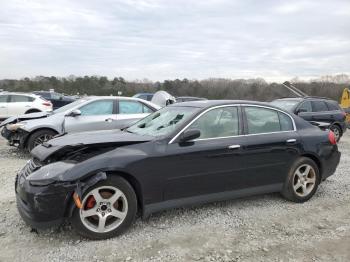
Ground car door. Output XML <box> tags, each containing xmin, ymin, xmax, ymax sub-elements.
<box><xmin>7</xmin><ymin>95</ymin><xmax>34</xmax><ymax>116</ymax></box>
<box><xmin>64</xmin><ymin>99</ymin><xmax>117</xmax><ymax>133</ymax></box>
<box><xmin>310</xmin><ymin>100</ymin><xmax>330</xmax><ymax>122</ymax></box>
<box><xmin>160</xmin><ymin>105</ymin><xmax>247</xmax><ymax>200</ymax></box>
<box><xmin>0</xmin><ymin>95</ymin><xmax>9</xmax><ymax>118</ymax></box>
<box><xmin>115</xmin><ymin>100</ymin><xmax>155</xmax><ymax>129</ymax></box>
<box><xmin>240</xmin><ymin>106</ymin><xmax>301</xmax><ymax>188</ymax></box>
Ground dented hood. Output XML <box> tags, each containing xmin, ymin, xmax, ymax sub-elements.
<box><xmin>31</xmin><ymin>129</ymin><xmax>154</xmax><ymax>161</ymax></box>
<box><xmin>0</xmin><ymin>111</ymin><xmax>51</xmax><ymax>127</ymax></box>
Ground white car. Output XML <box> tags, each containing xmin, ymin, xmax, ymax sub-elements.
<box><xmin>0</xmin><ymin>92</ymin><xmax>53</xmax><ymax>119</ymax></box>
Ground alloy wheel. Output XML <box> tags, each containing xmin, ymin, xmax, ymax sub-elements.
<box><xmin>292</xmin><ymin>164</ymin><xmax>316</xmax><ymax>197</ymax></box>
<box><xmin>331</xmin><ymin>127</ymin><xmax>340</xmax><ymax>141</ymax></box>
<box><xmin>79</xmin><ymin>186</ymin><xmax>128</xmax><ymax>233</ymax></box>
<box><xmin>33</xmin><ymin>134</ymin><xmax>53</xmax><ymax>147</ymax></box>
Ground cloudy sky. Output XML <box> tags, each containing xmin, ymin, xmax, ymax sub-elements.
<box><xmin>0</xmin><ymin>0</ymin><xmax>349</xmax><ymax>82</ymax></box>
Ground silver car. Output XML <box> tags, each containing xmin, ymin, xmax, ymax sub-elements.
<box><xmin>0</xmin><ymin>96</ymin><xmax>160</xmax><ymax>151</ymax></box>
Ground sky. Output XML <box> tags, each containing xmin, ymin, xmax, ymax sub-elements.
<box><xmin>0</xmin><ymin>0</ymin><xmax>349</xmax><ymax>82</ymax></box>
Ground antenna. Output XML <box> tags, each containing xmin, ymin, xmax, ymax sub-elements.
<box><xmin>282</xmin><ymin>81</ymin><xmax>308</xmax><ymax>97</ymax></box>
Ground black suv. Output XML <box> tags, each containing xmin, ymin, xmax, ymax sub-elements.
<box><xmin>33</xmin><ymin>91</ymin><xmax>76</xmax><ymax>110</ymax></box>
<box><xmin>271</xmin><ymin>97</ymin><xmax>347</xmax><ymax>141</ymax></box>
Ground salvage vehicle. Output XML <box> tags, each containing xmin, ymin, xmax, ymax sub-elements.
<box><xmin>1</xmin><ymin>96</ymin><xmax>159</xmax><ymax>151</ymax></box>
<box><xmin>271</xmin><ymin>97</ymin><xmax>347</xmax><ymax>142</ymax></box>
<box><xmin>0</xmin><ymin>92</ymin><xmax>53</xmax><ymax>120</ymax></box>
<box><xmin>15</xmin><ymin>100</ymin><xmax>341</xmax><ymax>239</ymax></box>
<box><xmin>33</xmin><ymin>91</ymin><xmax>76</xmax><ymax>110</ymax></box>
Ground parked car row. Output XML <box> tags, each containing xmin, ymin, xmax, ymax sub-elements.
<box><xmin>271</xmin><ymin>96</ymin><xmax>347</xmax><ymax>141</ymax></box>
<box><xmin>0</xmin><ymin>92</ymin><xmax>53</xmax><ymax>119</ymax></box>
<box><xmin>12</xmin><ymin>99</ymin><xmax>340</xmax><ymax>240</ymax></box>
<box><xmin>1</xmin><ymin>96</ymin><xmax>160</xmax><ymax>151</ymax></box>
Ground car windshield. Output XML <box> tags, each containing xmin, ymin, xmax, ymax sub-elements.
<box><xmin>53</xmin><ymin>98</ymin><xmax>90</xmax><ymax>114</ymax></box>
<box><xmin>270</xmin><ymin>100</ymin><xmax>300</xmax><ymax>111</ymax></box>
<box><xmin>126</xmin><ymin>106</ymin><xmax>199</xmax><ymax>137</ymax></box>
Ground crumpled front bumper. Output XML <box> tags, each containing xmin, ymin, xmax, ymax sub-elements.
<box><xmin>15</xmin><ymin>172</ymin><xmax>75</xmax><ymax>229</ymax></box>
<box><xmin>1</xmin><ymin>127</ymin><xmax>29</xmax><ymax>148</ymax></box>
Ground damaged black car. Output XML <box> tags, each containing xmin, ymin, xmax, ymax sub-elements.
<box><xmin>16</xmin><ymin>100</ymin><xmax>341</xmax><ymax>239</ymax></box>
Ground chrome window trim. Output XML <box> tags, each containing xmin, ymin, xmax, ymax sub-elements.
<box><xmin>168</xmin><ymin>104</ymin><xmax>296</xmax><ymax>144</ymax></box>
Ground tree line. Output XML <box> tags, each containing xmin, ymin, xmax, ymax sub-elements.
<box><xmin>0</xmin><ymin>74</ymin><xmax>349</xmax><ymax>102</ymax></box>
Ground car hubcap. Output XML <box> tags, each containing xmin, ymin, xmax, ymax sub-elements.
<box><xmin>34</xmin><ymin>134</ymin><xmax>53</xmax><ymax>147</ymax></box>
<box><xmin>293</xmin><ymin>164</ymin><xmax>316</xmax><ymax>197</ymax></box>
<box><xmin>80</xmin><ymin>186</ymin><xmax>128</xmax><ymax>233</ymax></box>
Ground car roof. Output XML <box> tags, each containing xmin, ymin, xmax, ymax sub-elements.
<box><xmin>169</xmin><ymin>100</ymin><xmax>280</xmax><ymax>109</ymax></box>
<box><xmin>0</xmin><ymin>92</ymin><xmax>38</xmax><ymax>97</ymax></box>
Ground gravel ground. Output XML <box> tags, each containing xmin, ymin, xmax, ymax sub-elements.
<box><xmin>0</xmin><ymin>134</ymin><xmax>349</xmax><ymax>262</ymax></box>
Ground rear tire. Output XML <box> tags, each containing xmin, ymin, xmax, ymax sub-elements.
<box><xmin>330</xmin><ymin>124</ymin><xmax>342</xmax><ymax>142</ymax></box>
<box><xmin>71</xmin><ymin>176</ymin><xmax>137</xmax><ymax>240</ymax></box>
<box><xmin>26</xmin><ymin>129</ymin><xmax>57</xmax><ymax>152</ymax></box>
<box><xmin>282</xmin><ymin>157</ymin><xmax>320</xmax><ymax>203</ymax></box>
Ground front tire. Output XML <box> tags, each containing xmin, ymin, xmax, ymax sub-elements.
<box><xmin>282</xmin><ymin>157</ymin><xmax>320</xmax><ymax>203</ymax></box>
<box><xmin>26</xmin><ymin>129</ymin><xmax>57</xmax><ymax>152</ymax></box>
<box><xmin>71</xmin><ymin>176</ymin><xmax>137</xmax><ymax>240</ymax></box>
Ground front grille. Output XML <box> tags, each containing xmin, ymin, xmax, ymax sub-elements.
<box><xmin>19</xmin><ymin>158</ymin><xmax>42</xmax><ymax>178</ymax></box>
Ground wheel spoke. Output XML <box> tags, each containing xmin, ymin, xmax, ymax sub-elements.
<box><xmin>110</xmin><ymin>208</ymin><xmax>127</xmax><ymax>219</ymax></box>
<box><xmin>295</xmin><ymin>170</ymin><xmax>303</xmax><ymax>179</ymax></box>
<box><xmin>303</xmin><ymin>165</ymin><xmax>311</xmax><ymax>176</ymax></box>
<box><xmin>91</xmin><ymin>189</ymin><xmax>103</xmax><ymax>203</ymax></box>
<box><xmin>293</xmin><ymin>181</ymin><xmax>302</xmax><ymax>191</ymax></box>
<box><xmin>82</xmin><ymin>208</ymin><xmax>96</xmax><ymax>218</ymax></box>
<box><xmin>306</xmin><ymin>176</ymin><xmax>316</xmax><ymax>184</ymax></box>
<box><xmin>97</xmin><ymin>216</ymin><xmax>107</xmax><ymax>232</ymax></box>
<box><xmin>108</xmin><ymin>190</ymin><xmax>122</xmax><ymax>205</ymax></box>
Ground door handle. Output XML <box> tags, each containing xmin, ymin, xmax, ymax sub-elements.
<box><xmin>105</xmin><ymin>118</ymin><xmax>114</xmax><ymax>122</ymax></box>
<box><xmin>286</xmin><ymin>139</ymin><xmax>297</xmax><ymax>144</ymax></box>
<box><xmin>228</xmin><ymin>145</ymin><xmax>241</xmax><ymax>150</ymax></box>
<box><xmin>25</xmin><ymin>105</ymin><xmax>31</xmax><ymax>107</ymax></box>
<box><xmin>0</xmin><ymin>106</ymin><xmax>6</xmax><ymax>108</ymax></box>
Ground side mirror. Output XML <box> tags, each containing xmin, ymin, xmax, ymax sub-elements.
<box><xmin>179</xmin><ymin>129</ymin><xmax>201</xmax><ymax>143</ymax></box>
<box><xmin>67</xmin><ymin>109</ymin><xmax>81</xmax><ymax>117</ymax></box>
<box><xmin>296</xmin><ymin>108</ymin><xmax>307</xmax><ymax>115</ymax></box>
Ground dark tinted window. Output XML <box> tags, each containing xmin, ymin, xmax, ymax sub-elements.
<box><xmin>312</xmin><ymin>101</ymin><xmax>328</xmax><ymax>112</ymax></box>
<box><xmin>188</xmin><ymin>107</ymin><xmax>239</xmax><ymax>139</ymax></box>
<box><xmin>9</xmin><ymin>95</ymin><xmax>35</xmax><ymax>102</ymax></box>
<box><xmin>326</xmin><ymin>101</ymin><xmax>340</xmax><ymax>111</ymax></box>
<box><xmin>279</xmin><ymin>112</ymin><xmax>294</xmax><ymax>131</ymax></box>
<box><xmin>298</xmin><ymin>101</ymin><xmax>312</xmax><ymax>112</ymax></box>
<box><xmin>245</xmin><ymin>107</ymin><xmax>281</xmax><ymax>134</ymax></box>
<box><xmin>0</xmin><ymin>95</ymin><xmax>8</xmax><ymax>102</ymax></box>
<box><xmin>35</xmin><ymin>92</ymin><xmax>51</xmax><ymax>99</ymax></box>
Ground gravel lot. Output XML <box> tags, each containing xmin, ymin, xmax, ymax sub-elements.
<box><xmin>0</xmin><ymin>133</ymin><xmax>349</xmax><ymax>262</ymax></box>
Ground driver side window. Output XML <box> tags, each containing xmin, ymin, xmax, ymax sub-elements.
<box><xmin>188</xmin><ymin>107</ymin><xmax>239</xmax><ymax>139</ymax></box>
<box><xmin>298</xmin><ymin>101</ymin><xmax>312</xmax><ymax>112</ymax></box>
<box><xmin>79</xmin><ymin>100</ymin><xmax>114</xmax><ymax>116</ymax></box>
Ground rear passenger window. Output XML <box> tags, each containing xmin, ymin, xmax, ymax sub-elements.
<box><xmin>119</xmin><ymin>100</ymin><xmax>153</xmax><ymax>114</ymax></box>
<box><xmin>279</xmin><ymin>112</ymin><xmax>294</xmax><ymax>131</ymax></box>
<box><xmin>312</xmin><ymin>101</ymin><xmax>328</xmax><ymax>112</ymax></box>
<box><xmin>326</xmin><ymin>102</ymin><xmax>340</xmax><ymax>111</ymax></box>
<box><xmin>245</xmin><ymin>107</ymin><xmax>280</xmax><ymax>134</ymax></box>
<box><xmin>245</xmin><ymin>107</ymin><xmax>294</xmax><ymax>134</ymax></box>
<box><xmin>10</xmin><ymin>95</ymin><xmax>34</xmax><ymax>102</ymax></box>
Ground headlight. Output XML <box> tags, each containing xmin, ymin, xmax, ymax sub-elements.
<box><xmin>6</xmin><ymin>122</ymin><xmax>27</xmax><ymax>131</ymax></box>
<box><xmin>27</xmin><ymin>162</ymin><xmax>76</xmax><ymax>186</ymax></box>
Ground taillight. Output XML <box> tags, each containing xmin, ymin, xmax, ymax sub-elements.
<box><xmin>328</xmin><ymin>131</ymin><xmax>337</xmax><ymax>145</ymax></box>
<box><xmin>42</xmin><ymin>102</ymin><xmax>52</xmax><ymax>107</ymax></box>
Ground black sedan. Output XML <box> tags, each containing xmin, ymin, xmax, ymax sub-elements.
<box><xmin>15</xmin><ymin>100</ymin><xmax>341</xmax><ymax>239</ymax></box>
